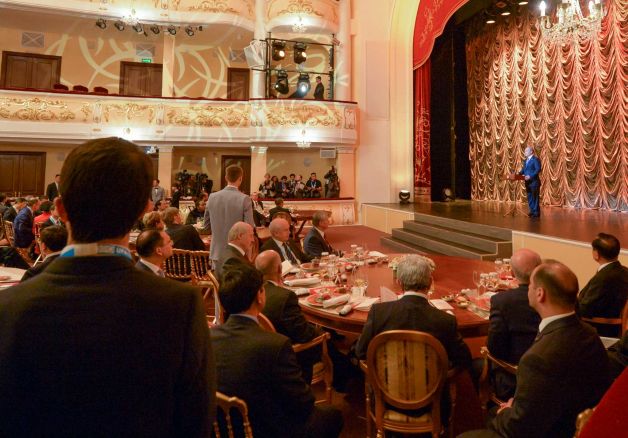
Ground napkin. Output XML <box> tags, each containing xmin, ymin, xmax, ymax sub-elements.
<box><xmin>380</xmin><ymin>286</ymin><xmax>399</xmax><ymax>302</ymax></box>
<box><xmin>354</xmin><ymin>297</ymin><xmax>380</xmax><ymax>311</ymax></box>
<box><xmin>294</xmin><ymin>288</ymin><xmax>311</xmax><ymax>297</ymax></box>
<box><xmin>322</xmin><ymin>294</ymin><xmax>350</xmax><ymax>308</ymax></box>
<box><xmin>281</xmin><ymin>260</ymin><xmax>299</xmax><ymax>276</ymax></box>
<box><xmin>368</xmin><ymin>251</ymin><xmax>387</xmax><ymax>258</ymax></box>
<box><xmin>284</xmin><ymin>277</ymin><xmax>320</xmax><ymax>287</ymax></box>
<box><xmin>429</xmin><ymin>299</ymin><xmax>454</xmax><ymax>310</ymax></box>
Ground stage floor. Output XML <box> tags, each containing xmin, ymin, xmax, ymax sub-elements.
<box><xmin>366</xmin><ymin>200</ymin><xmax>627</xmax><ymax>249</ymax></box>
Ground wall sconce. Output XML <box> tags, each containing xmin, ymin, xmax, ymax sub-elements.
<box><xmin>399</xmin><ymin>190</ymin><xmax>411</xmax><ymax>204</ymax></box>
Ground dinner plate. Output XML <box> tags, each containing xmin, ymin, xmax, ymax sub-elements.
<box><xmin>300</xmin><ymin>262</ymin><xmax>322</xmax><ymax>272</ymax></box>
<box><xmin>0</xmin><ymin>275</ymin><xmax>11</xmax><ymax>282</ymax></box>
<box><xmin>305</xmin><ymin>287</ymin><xmax>346</xmax><ymax>307</ymax></box>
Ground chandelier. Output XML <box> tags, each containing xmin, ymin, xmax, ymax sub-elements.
<box><xmin>539</xmin><ymin>0</ymin><xmax>605</xmax><ymax>45</ymax></box>
<box><xmin>296</xmin><ymin>129</ymin><xmax>311</xmax><ymax>149</ymax></box>
<box><xmin>292</xmin><ymin>16</ymin><xmax>307</xmax><ymax>33</ymax></box>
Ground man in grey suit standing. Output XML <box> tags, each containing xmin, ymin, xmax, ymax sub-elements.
<box><xmin>204</xmin><ymin>165</ymin><xmax>254</xmax><ymax>263</ymax></box>
<box><xmin>151</xmin><ymin>179</ymin><xmax>165</xmax><ymax>205</ymax></box>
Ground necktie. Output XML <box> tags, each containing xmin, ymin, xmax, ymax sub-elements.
<box><xmin>283</xmin><ymin>242</ymin><xmax>298</xmax><ymax>264</ymax></box>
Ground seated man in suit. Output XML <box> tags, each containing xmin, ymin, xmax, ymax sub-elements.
<box><xmin>3</xmin><ymin>197</ymin><xmax>25</xmax><ymax>223</ymax></box>
<box><xmin>211</xmin><ymin>262</ymin><xmax>343</xmax><ymax>438</ymax></box>
<box><xmin>485</xmin><ymin>248</ymin><xmax>542</xmax><ymax>400</ymax></box>
<box><xmin>21</xmin><ymin>225</ymin><xmax>67</xmax><ymax>281</ymax></box>
<box><xmin>355</xmin><ymin>254</ymin><xmax>471</xmax><ymax>369</ymax></box>
<box><xmin>250</xmin><ymin>192</ymin><xmax>267</xmax><ymax>227</ymax></box>
<box><xmin>303</xmin><ymin>211</ymin><xmax>341</xmax><ymax>257</ymax></box>
<box><xmin>303</xmin><ymin>173</ymin><xmax>323</xmax><ymax>199</ymax></box>
<box><xmin>33</xmin><ymin>201</ymin><xmax>53</xmax><ymax>234</ymax></box>
<box><xmin>162</xmin><ymin>207</ymin><xmax>205</xmax><ymax>251</ymax></box>
<box><xmin>461</xmin><ymin>261</ymin><xmax>611</xmax><ymax>438</ymax></box>
<box><xmin>269</xmin><ymin>197</ymin><xmax>291</xmax><ymax>221</ymax></box>
<box><xmin>214</xmin><ymin>221</ymin><xmax>254</xmax><ymax>280</ymax></box>
<box><xmin>135</xmin><ymin>229</ymin><xmax>174</xmax><ymax>277</ymax></box>
<box><xmin>577</xmin><ymin>233</ymin><xmax>628</xmax><ymax>337</ymax></box>
<box><xmin>260</xmin><ymin>218</ymin><xmax>312</xmax><ymax>265</ymax></box>
<box><xmin>13</xmin><ymin>198</ymin><xmax>41</xmax><ymax>249</ymax></box>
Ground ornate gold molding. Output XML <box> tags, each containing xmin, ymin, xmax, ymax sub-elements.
<box><xmin>0</xmin><ymin>97</ymin><xmax>76</xmax><ymax>122</ymax></box>
<box><xmin>166</xmin><ymin>105</ymin><xmax>250</xmax><ymax>127</ymax></box>
<box><xmin>102</xmin><ymin>103</ymin><xmax>155</xmax><ymax>124</ymax></box>
<box><xmin>188</xmin><ymin>0</ymin><xmax>238</xmax><ymax>13</ymax></box>
<box><xmin>276</xmin><ymin>0</ymin><xmax>324</xmax><ymax>17</ymax></box>
<box><xmin>263</xmin><ymin>104</ymin><xmax>342</xmax><ymax>127</ymax></box>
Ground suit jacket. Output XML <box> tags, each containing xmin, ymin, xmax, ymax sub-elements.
<box><xmin>260</xmin><ymin>238</ymin><xmax>312</xmax><ymax>264</ymax></box>
<box><xmin>3</xmin><ymin>206</ymin><xmax>18</xmax><ymax>223</ymax></box>
<box><xmin>135</xmin><ymin>259</ymin><xmax>157</xmax><ymax>274</ymax></box>
<box><xmin>46</xmin><ymin>182</ymin><xmax>59</xmax><ymax>201</ymax></box>
<box><xmin>166</xmin><ymin>223</ymin><xmax>206</xmax><ymax>251</ymax></box>
<box><xmin>314</xmin><ymin>83</ymin><xmax>324</xmax><ymax>100</ymax></box>
<box><xmin>211</xmin><ymin>315</ymin><xmax>315</xmax><ymax>438</ymax></box>
<box><xmin>263</xmin><ymin>281</ymin><xmax>319</xmax><ymax>345</ymax></box>
<box><xmin>0</xmin><ymin>255</ymin><xmax>214</xmax><ymax>437</ymax></box>
<box><xmin>203</xmin><ymin>186</ymin><xmax>254</xmax><ymax>260</ymax></box>
<box><xmin>151</xmin><ymin>185</ymin><xmax>166</xmax><ymax>204</ymax></box>
<box><xmin>518</xmin><ymin>155</ymin><xmax>542</xmax><ymax>189</ymax></box>
<box><xmin>269</xmin><ymin>206</ymin><xmax>291</xmax><ymax>220</ymax></box>
<box><xmin>214</xmin><ymin>244</ymin><xmax>250</xmax><ymax>280</ymax></box>
<box><xmin>303</xmin><ymin>227</ymin><xmax>333</xmax><ymax>257</ymax></box>
<box><xmin>577</xmin><ymin>261</ymin><xmax>628</xmax><ymax>331</ymax></box>
<box><xmin>491</xmin><ymin>315</ymin><xmax>610</xmax><ymax>438</ymax></box>
<box><xmin>354</xmin><ymin>294</ymin><xmax>471</xmax><ymax>369</ymax></box>
<box><xmin>13</xmin><ymin>207</ymin><xmax>34</xmax><ymax>248</ymax></box>
<box><xmin>20</xmin><ymin>253</ymin><xmax>60</xmax><ymax>281</ymax></box>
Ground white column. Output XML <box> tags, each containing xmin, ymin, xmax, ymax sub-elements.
<box><xmin>250</xmin><ymin>146</ymin><xmax>268</xmax><ymax>193</ymax></box>
<box><xmin>336</xmin><ymin>147</ymin><xmax>355</xmax><ymax>198</ymax></box>
<box><xmin>335</xmin><ymin>0</ymin><xmax>352</xmax><ymax>101</ymax></box>
<box><xmin>250</xmin><ymin>0</ymin><xmax>266</xmax><ymax>98</ymax></box>
<box><xmin>162</xmin><ymin>34</ymin><xmax>176</xmax><ymax>97</ymax></box>
<box><xmin>158</xmin><ymin>146</ymin><xmax>174</xmax><ymax>196</ymax></box>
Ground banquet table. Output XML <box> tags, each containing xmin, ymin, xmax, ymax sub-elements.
<box><xmin>0</xmin><ymin>266</ymin><xmax>26</xmax><ymax>290</ymax></box>
<box><xmin>297</xmin><ymin>254</ymin><xmax>501</xmax><ymax>338</ymax></box>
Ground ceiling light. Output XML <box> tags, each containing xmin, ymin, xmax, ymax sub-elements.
<box><xmin>293</xmin><ymin>42</ymin><xmax>307</xmax><ymax>64</ymax></box>
<box><xmin>96</xmin><ymin>18</ymin><xmax>107</xmax><ymax>30</ymax></box>
<box><xmin>114</xmin><ymin>20</ymin><xmax>125</xmax><ymax>31</ymax></box>
<box><xmin>185</xmin><ymin>25</ymin><xmax>194</xmax><ymax>36</ymax></box>
<box><xmin>272</xmin><ymin>41</ymin><xmax>286</xmax><ymax>61</ymax></box>
<box><xmin>274</xmin><ymin>69</ymin><xmax>289</xmax><ymax>95</ymax></box>
<box><xmin>150</xmin><ymin>24</ymin><xmax>160</xmax><ymax>34</ymax></box>
<box><xmin>167</xmin><ymin>25</ymin><xmax>176</xmax><ymax>35</ymax></box>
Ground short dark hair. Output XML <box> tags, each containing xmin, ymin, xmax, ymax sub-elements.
<box><xmin>60</xmin><ymin>137</ymin><xmax>152</xmax><ymax>243</ymax></box>
<box><xmin>310</xmin><ymin>172</ymin><xmax>316</xmax><ymax>176</ymax></box>
<box><xmin>136</xmin><ymin>229</ymin><xmax>164</xmax><ymax>258</ymax></box>
<box><xmin>275</xmin><ymin>198</ymin><xmax>284</xmax><ymax>206</ymax></box>
<box><xmin>162</xmin><ymin>207</ymin><xmax>180</xmax><ymax>226</ymax></box>
<box><xmin>219</xmin><ymin>262</ymin><xmax>263</xmax><ymax>314</ymax></box>
<box><xmin>0</xmin><ymin>193</ymin><xmax>6</xmax><ymax>203</ymax></box>
<box><xmin>225</xmin><ymin>165</ymin><xmax>243</xmax><ymax>183</ymax></box>
<box><xmin>592</xmin><ymin>233</ymin><xmax>620</xmax><ymax>260</ymax></box>
<box><xmin>532</xmin><ymin>260</ymin><xmax>579</xmax><ymax>308</ymax></box>
<box><xmin>27</xmin><ymin>198</ymin><xmax>39</xmax><ymax>207</ymax></box>
<box><xmin>55</xmin><ymin>174</ymin><xmax>60</xmax><ymax>177</ymax></box>
<box><xmin>316</xmin><ymin>76</ymin><xmax>322</xmax><ymax>80</ymax></box>
<box><xmin>16</xmin><ymin>197</ymin><xmax>26</xmax><ymax>203</ymax></box>
<box><xmin>154</xmin><ymin>179</ymin><xmax>160</xmax><ymax>183</ymax></box>
<box><xmin>289</xmin><ymin>173</ymin><xmax>295</xmax><ymax>178</ymax></box>
<box><xmin>40</xmin><ymin>225</ymin><xmax>68</xmax><ymax>252</ymax></box>
<box><xmin>39</xmin><ymin>201</ymin><xmax>53</xmax><ymax>213</ymax></box>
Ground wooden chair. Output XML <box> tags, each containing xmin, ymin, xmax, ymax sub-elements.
<box><xmin>363</xmin><ymin>330</ymin><xmax>449</xmax><ymax>438</ymax></box>
<box><xmin>258</xmin><ymin>313</ymin><xmax>334</xmax><ymax>404</ymax></box>
<box><xmin>33</xmin><ymin>222</ymin><xmax>44</xmax><ymax>265</ymax></box>
<box><xmin>164</xmin><ymin>248</ymin><xmax>194</xmax><ymax>281</ymax></box>
<box><xmin>189</xmin><ymin>253</ymin><xmax>221</xmax><ymax>323</ymax></box>
<box><xmin>93</xmin><ymin>86</ymin><xmax>109</xmax><ymax>94</ymax></box>
<box><xmin>478</xmin><ymin>346</ymin><xmax>518</xmax><ymax>414</ymax></box>
<box><xmin>213</xmin><ymin>391</ymin><xmax>254</xmax><ymax>438</ymax></box>
<box><xmin>72</xmin><ymin>84</ymin><xmax>88</xmax><ymax>93</ymax></box>
<box><xmin>3</xmin><ymin>220</ymin><xmax>34</xmax><ymax>267</ymax></box>
<box><xmin>581</xmin><ymin>300</ymin><xmax>628</xmax><ymax>338</ymax></box>
<box><xmin>53</xmin><ymin>83</ymin><xmax>69</xmax><ymax>91</ymax></box>
<box><xmin>574</xmin><ymin>407</ymin><xmax>596</xmax><ymax>437</ymax></box>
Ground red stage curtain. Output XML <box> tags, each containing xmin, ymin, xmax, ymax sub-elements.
<box><xmin>466</xmin><ymin>0</ymin><xmax>627</xmax><ymax>211</ymax></box>
<box><xmin>414</xmin><ymin>61</ymin><xmax>431</xmax><ymax>199</ymax></box>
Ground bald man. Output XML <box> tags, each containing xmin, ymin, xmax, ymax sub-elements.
<box><xmin>214</xmin><ymin>222</ymin><xmax>255</xmax><ymax>279</ymax></box>
<box><xmin>259</xmin><ymin>218</ymin><xmax>312</xmax><ymax>264</ymax></box>
<box><xmin>486</xmin><ymin>249</ymin><xmax>542</xmax><ymax>400</ymax></box>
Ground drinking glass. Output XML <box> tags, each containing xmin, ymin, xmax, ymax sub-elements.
<box><xmin>352</xmin><ymin>269</ymin><xmax>369</xmax><ymax>298</ymax></box>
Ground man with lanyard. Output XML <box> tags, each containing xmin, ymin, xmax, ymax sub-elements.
<box><xmin>304</xmin><ymin>172</ymin><xmax>322</xmax><ymax>199</ymax></box>
<box><xmin>0</xmin><ymin>137</ymin><xmax>215</xmax><ymax>436</ymax></box>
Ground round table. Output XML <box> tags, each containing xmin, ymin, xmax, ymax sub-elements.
<box><xmin>298</xmin><ymin>254</ymin><xmax>498</xmax><ymax>338</ymax></box>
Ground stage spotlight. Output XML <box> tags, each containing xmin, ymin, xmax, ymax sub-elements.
<box><xmin>399</xmin><ymin>190</ymin><xmax>411</xmax><ymax>204</ymax></box>
<box><xmin>167</xmin><ymin>25</ymin><xmax>177</xmax><ymax>35</ymax></box>
<box><xmin>185</xmin><ymin>25</ymin><xmax>195</xmax><ymax>36</ymax></box>
<box><xmin>274</xmin><ymin>69</ymin><xmax>289</xmax><ymax>95</ymax></box>
<box><xmin>150</xmin><ymin>24</ymin><xmax>161</xmax><ymax>35</ymax></box>
<box><xmin>132</xmin><ymin>23</ymin><xmax>144</xmax><ymax>34</ymax></box>
<box><xmin>114</xmin><ymin>20</ymin><xmax>125</xmax><ymax>31</ymax></box>
<box><xmin>96</xmin><ymin>19</ymin><xmax>107</xmax><ymax>30</ymax></box>
<box><xmin>296</xmin><ymin>73</ymin><xmax>310</xmax><ymax>96</ymax></box>
<box><xmin>272</xmin><ymin>41</ymin><xmax>286</xmax><ymax>61</ymax></box>
<box><xmin>293</xmin><ymin>42</ymin><xmax>307</xmax><ymax>64</ymax></box>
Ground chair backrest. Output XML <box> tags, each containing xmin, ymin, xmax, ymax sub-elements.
<box><xmin>93</xmin><ymin>86</ymin><xmax>109</xmax><ymax>94</ymax></box>
<box><xmin>164</xmin><ymin>248</ymin><xmax>194</xmax><ymax>281</ymax></box>
<box><xmin>257</xmin><ymin>313</ymin><xmax>277</xmax><ymax>332</ymax></box>
<box><xmin>214</xmin><ymin>391</ymin><xmax>254</xmax><ymax>438</ymax></box>
<box><xmin>190</xmin><ymin>250</ymin><xmax>213</xmax><ymax>281</ymax></box>
<box><xmin>272</xmin><ymin>211</ymin><xmax>293</xmax><ymax>223</ymax></box>
<box><xmin>622</xmin><ymin>300</ymin><xmax>628</xmax><ymax>334</ymax></box>
<box><xmin>478</xmin><ymin>346</ymin><xmax>518</xmax><ymax>411</ymax></box>
<box><xmin>53</xmin><ymin>83</ymin><xmax>69</xmax><ymax>91</ymax></box>
<box><xmin>3</xmin><ymin>221</ymin><xmax>15</xmax><ymax>247</ymax></box>
<box><xmin>581</xmin><ymin>312</ymin><xmax>623</xmax><ymax>338</ymax></box>
<box><xmin>72</xmin><ymin>84</ymin><xmax>88</xmax><ymax>92</ymax></box>
<box><xmin>366</xmin><ymin>330</ymin><xmax>448</xmax><ymax>415</ymax></box>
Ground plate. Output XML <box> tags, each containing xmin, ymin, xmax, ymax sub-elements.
<box><xmin>0</xmin><ymin>275</ymin><xmax>11</xmax><ymax>282</ymax></box>
<box><xmin>300</xmin><ymin>262</ymin><xmax>322</xmax><ymax>272</ymax></box>
<box><xmin>305</xmin><ymin>287</ymin><xmax>346</xmax><ymax>307</ymax></box>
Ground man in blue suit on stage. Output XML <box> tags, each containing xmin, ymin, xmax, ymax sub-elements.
<box><xmin>519</xmin><ymin>146</ymin><xmax>541</xmax><ymax>218</ymax></box>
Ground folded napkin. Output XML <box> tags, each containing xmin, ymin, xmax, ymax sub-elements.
<box><xmin>281</xmin><ymin>260</ymin><xmax>300</xmax><ymax>276</ymax></box>
<box><xmin>353</xmin><ymin>296</ymin><xmax>380</xmax><ymax>311</ymax></box>
<box><xmin>323</xmin><ymin>294</ymin><xmax>350</xmax><ymax>308</ymax></box>
<box><xmin>380</xmin><ymin>286</ymin><xmax>399</xmax><ymax>302</ymax></box>
<box><xmin>368</xmin><ymin>251</ymin><xmax>387</xmax><ymax>258</ymax></box>
<box><xmin>294</xmin><ymin>288</ymin><xmax>311</xmax><ymax>297</ymax></box>
<box><xmin>429</xmin><ymin>299</ymin><xmax>454</xmax><ymax>310</ymax></box>
<box><xmin>284</xmin><ymin>277</ymin><xmax>321</xmax><ymax>287</ymax></box>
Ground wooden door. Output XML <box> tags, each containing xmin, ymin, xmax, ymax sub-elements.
<box><xmin>1</xmin><ymin>51</ymin><xmax>61</xmax><ymax>90</ymax></box>
<box><xmin>220</xmin><ymin>155</ymin><xmax>251</xmax><ymax>195</ymax></box>
<box><xmin>227</xmin><ymin>68</ymin><xmax>250</xmax><ymax>100</ymax></box>
<box><xmin>119</xmin><ymin>62</ymin><xmax>163</xmax><ymax>97</ymax></box>
<box><xmin>0</xmin><ymin>152</ymin><xmax>45</xmax><ymax>196</ymax></box>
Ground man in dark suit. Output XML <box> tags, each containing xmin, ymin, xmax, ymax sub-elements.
<box><xmin>13</xmin><ymin>197</ymin><xmax>40</xmax><ymax>248</ymax></box>
<box><xmin>577</xmin><ymin>233</ymin><xmax>628</xmax><ymax>337</ymax></box>
<box><xmin>0</xmin><ymin>137</ymin><xmax>214</xmax><ymax>436</ymax></box>
<box><xmin>21</xmin><ymin>225</ymin><xmax>67</xmax><ymax>281</ymax></box>
<box><xmin>214</xmin><ymin>221</ymin><xmax>254</xmax><ymax>279</ymax></box>
<box><xmin>313</xmin><ymin>76</ymin><xmax>325</xmax><ymax>100</ymax></box>
<box><xmin>260</xmin><ymin>217</ymin><xmax>312</xmax><ymax>264</ymax></box>
<box><xmin>355</xmin><ymin>254</ymin><xmax>471</xmax><ymax>369</ymax></box>
<box><xmin>211</xmin><ymin>262</ymin><xmax>342</xmax><ymax>438</ymax></box>
<box><xmin>163</xmin><ymin>207</ymin><xmax>206</xmax><ymax>251</ymax></box>
<box><xmin>134</xmin><ymin>228</ymin><xmax>174</xmax><ymax>276</ymax></box>
<box><xmin>485</xmin><ymin>248</ymin><xmax>542</xmax><ymax>400</ymax></box>
<box><xmin>41</xmin><ymin>202</ymin><xmax>64</xmax><ymax>229</ymax></box>
<box><xmin>250</xmin><ymin>192</ymin><xmax>267</xmax><ymax>227</ymax></box>
<box><xmin>518</xmin><ymin>145</ymin><xmax>542</xmax><ymax>218</ymax></box>
<box><xmin>268</xmin><ymin>197</ymin><xmax>291</xmax><ymax>220</ymax></box>
<box><xmin>461</xmin><ymin>261</ymin><xmax>611</xmax><ymax>438</ymax></box>
<box><xmin>3</xmin><ymin>197</ymin><xmax>25</xmax><ymax>223</ymax></box>
<box><xmin>303</xmin><ymin>210</ymin><xmax>341</xmax><ymax>257</ymax></box>
<box><xmin>303</xmin><ymin>172</ymin><xmax>323</xmax><ymax>198</ymax></box>
<box><xmin>45</xmin><ymin>174</ymin><xmax>61</xmax><ymax>201</ymax></box>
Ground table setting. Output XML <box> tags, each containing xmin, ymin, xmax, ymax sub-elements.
<box><xmin>0</xmin><ymin>267</ymin><xmax>26</xmax><ymax>290</ymax></box>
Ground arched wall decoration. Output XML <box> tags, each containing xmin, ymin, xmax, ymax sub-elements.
<box><xmin>266</xmin><ymin>0</ymin><xmax>338</xmax><ymax>27</ymax></box>
<box><xmin>466</xmin><ymin>0</ymin><xmax>627</xmax><ymax>211</ymax></box>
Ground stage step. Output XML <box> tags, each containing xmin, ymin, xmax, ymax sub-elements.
<box><xmin>380</xmin><ymin>213</ymin><xmax>512</xmax><ymax>260</ymax></box>
<box><xmin>379</xmin><ymin>236</ymin><xmax>449</xmax><ymax>256</ymax></box>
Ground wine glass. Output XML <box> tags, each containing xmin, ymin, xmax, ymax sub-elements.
<box><xmin>352</xmin><ymin>269</ymin><xmax>369</xmax><ymax>298</ymax></box>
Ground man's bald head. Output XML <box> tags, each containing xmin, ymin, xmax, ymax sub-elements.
<box><xmin>530</xmin><ymin>260</ymin><xmax>579</xmax><ymax>311</ymax></box>
<box><xmin>269</xmin><ymin>218</ymin><xmax>290</xmax><ymax>242</ymax></box>
<box><xmin>510</xmin><ymin>248</ymin><xmax>542</xmax><ymax>284</ymax></box>
<box><xmin>255</xmin><ymin>250</ymin><xmax>281</xmax><ymax>280</ymax></box>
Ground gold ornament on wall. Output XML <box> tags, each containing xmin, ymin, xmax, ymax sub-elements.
<box><xmin>276</xmin><ymin>0</ymin><xmax>324</xmax><ymax>17</ymax></box>
<box><xmin>0</xmin><ymin>97</ymin><xmax>76</xmax><ymax>122</ymax></box>
<box><xmin>102</xmin><ymin>103</ymin><xmax>155</xmax><ymax>124</ymax></box>
<box><xmin>188</xmin><ymin>0</ymin><xmax>238</xmax><ymax>13</ymax></box>
<box><xmin>264</xmin><ymin>104</ymin><xmax>342</xmax><ymax>128</ymax></box>
<box><xmin>166</xmin><ymin>105</ymin><xmax>249</xmax><ymax>127</ymax></box>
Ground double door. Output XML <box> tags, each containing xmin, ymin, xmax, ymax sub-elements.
<box><xmin>0</xmin><ymin>152</ymin><xmax>46</xmax><ymax>196</ymax></box>
<box><xmin>1</xmin><ymin>51</ymin><xmax>61</xmax><ymax>90</ymax></box>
